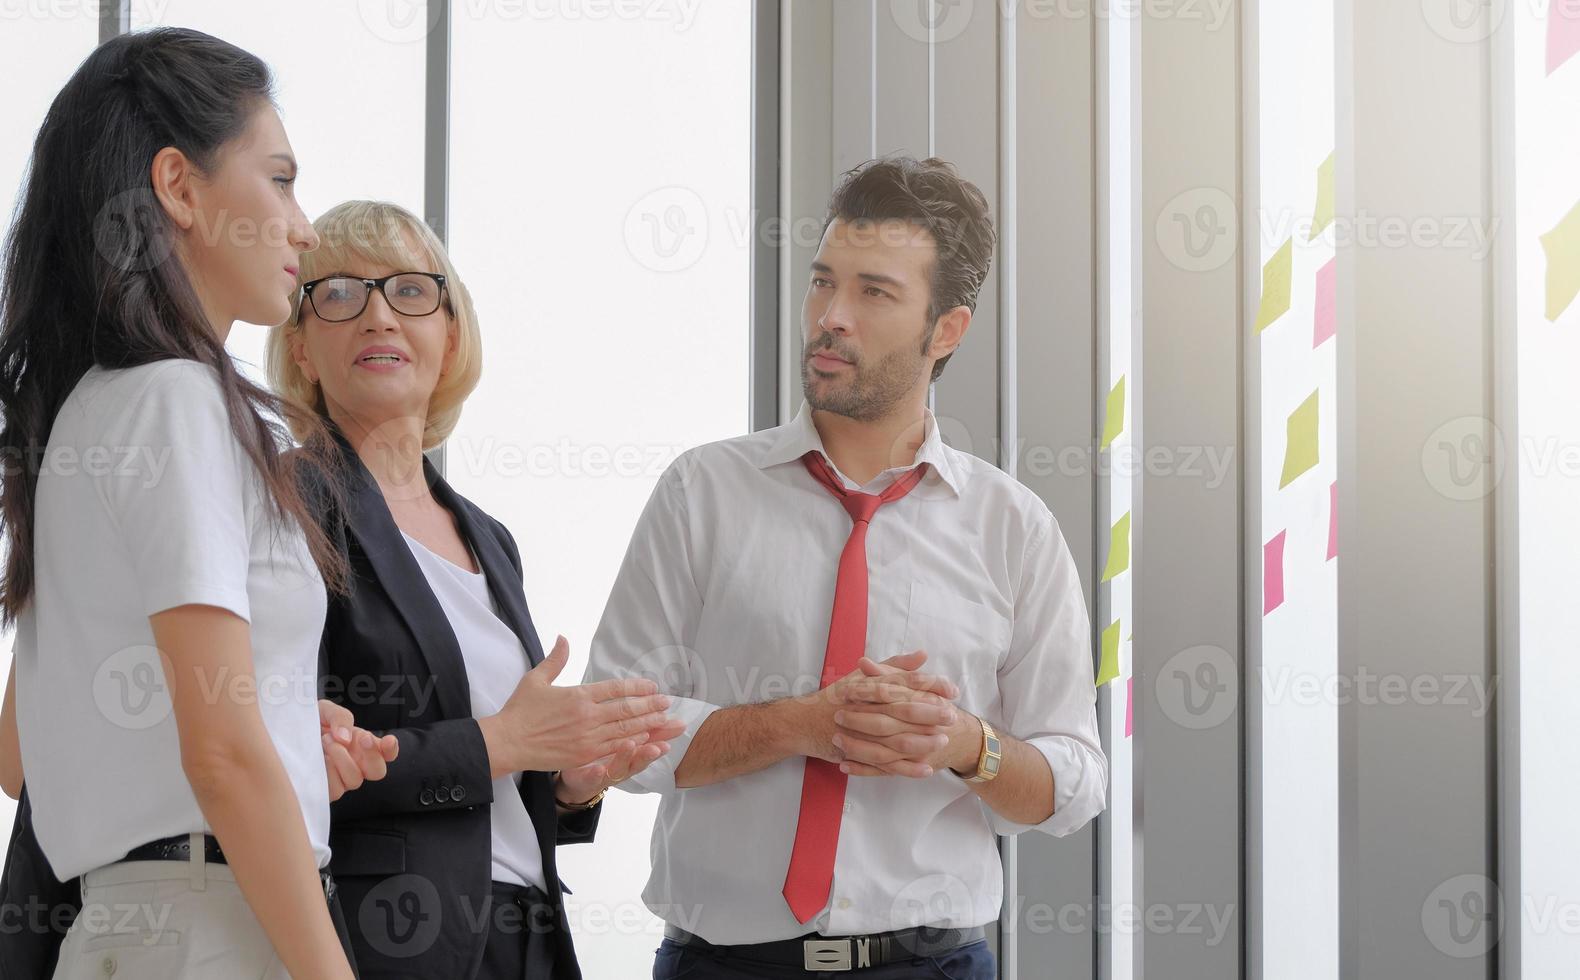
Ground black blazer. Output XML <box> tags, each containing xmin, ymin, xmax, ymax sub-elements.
<box><xmin>0</xmin><ymin>785</ymin><xmax>77</xmax><ymax>978</ymax></box>
<box><xmin>308</xmin><ymin>422</ymin><xmax>599</xmax><ymax>980</ymax></box>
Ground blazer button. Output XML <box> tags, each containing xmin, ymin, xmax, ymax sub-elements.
<box><xmin>451</xmin><ymin>785</ymin><xmax>466</xmax><ymax>802</ymax></box>
<box><xmin>419</xmin><ymin>789</ymin><xmax>435</xmax><ymax>806</ymax></box>
<box><xmin>435</xmin><ymin>785</ymin><xmax>451</xmax><ymax>804</ymax></box>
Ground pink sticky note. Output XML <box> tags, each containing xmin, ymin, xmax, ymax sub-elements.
<box><xmin>1263</xmin><ymin>530</ymin><xmax>1287</xmax><ymax>614</ymax></box>
<box><xmin>1313</xmin><ymin>257</ymin><xmax>1337</xmax><ymax>347</ymax></box>
<box><xmin>1550</xmin><ymin>0</ymin><xmax>1580</xmax><ymax>74</ymax></box>
<box><xmin>1327</xmin><ymin>481</ymin><xmax>1338</xmax><ymax>561</ymax></box>
<box><xmin>1125</xmin><ymin>676</ymin><xmax>1134</xmax><ymax>737</ymax></box>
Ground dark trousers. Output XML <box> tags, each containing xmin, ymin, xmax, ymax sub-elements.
<box><xmin>475</xmin><ymin>880</ymin><xmax>560</xmax><ymax>980</ymax></box>
<box><xmin>325</xmin><ymin>874</ymin><xmax>361</xmax><ymax>977</ymax></box>
<box><xmin>652</xmin><ymin>936</ymin><xmax>996</xmax><ymax>980</ymax></box>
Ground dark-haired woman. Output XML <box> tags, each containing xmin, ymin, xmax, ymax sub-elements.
<box><xmin>0</xmin><ymin>28</ymin><xmax>391</xmax><ymax>980</ymax></box>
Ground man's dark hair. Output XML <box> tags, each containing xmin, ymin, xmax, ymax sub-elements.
<box><xmin>823</xmin><ymin>156</ymin><xmax>996</xmax><ymax>382</ymax></box>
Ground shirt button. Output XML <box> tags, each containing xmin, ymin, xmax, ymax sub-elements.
<box><xmin>837</xmin><ymin>898</ymin><xmax>851</xmax><ymax>910</ymax></box>
<box><xmin>101</xmin><ymin>955</ymin><xmax>116</xmax><ymax>976</ymax></box>
<box><xmin>843</xmin><ymin>802</ymin><xmax>853</xmax><ymax>814</ymax></box>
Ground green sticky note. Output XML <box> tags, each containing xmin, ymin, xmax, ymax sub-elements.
<box><xmin>1540</xmin><ymin>197</ymin><xmax>1580</xmax><ymax>321</ymax></box>
<box><xmin>1097</xmin><ymin>620</ymin><xmax>1121</xmax><ymax>687</ymax></box>
<box><xmin>1309</xmin><ymin>151</ymin><xmax>1335</xmax><ymax>241</ymax></box>
<box><xmin>1100</xmin><ymin>375</ymin><xmax>1126</xmax><ymax>451</ymax></box>
<box><xmin>1255</xmin><ymin>238</ymin><xmax>1294</xmax><ymax>333</ymax></box>
<box><xmin>1279</xmin><ymin>389</ymin><xmax>1320</xmax><ymax>488</ymax></box>
<box><xmin>1101</xmin><ymin>512</ymin><xmax>1131</xmax><ymax>582</ymax></box>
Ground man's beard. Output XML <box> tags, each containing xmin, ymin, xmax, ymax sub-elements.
<box><xmin>801</xmin><ymin>336</ymin><xmax>929</xmax><ymax>422</ymax></box>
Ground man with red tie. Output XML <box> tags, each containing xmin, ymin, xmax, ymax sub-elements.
<box><xmin>582</xmin><ymin>156</ymin><xmax>1108</xmax><ymax>979</ymax></box>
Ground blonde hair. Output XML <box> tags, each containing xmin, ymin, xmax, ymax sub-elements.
<box><xmin>266</xmin><ymin>200</ymin><xmax>482</xmax><ymax>450</ymax></box>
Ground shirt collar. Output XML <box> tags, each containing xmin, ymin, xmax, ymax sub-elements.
<box><xmin>756</xmin><ymin>400</ymin><xmax>964</xmax><ymax>496</ymax></box>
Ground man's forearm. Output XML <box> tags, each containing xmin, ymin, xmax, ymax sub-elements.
<box><xmin>673</xmin><ymin>698</ymin><xmax>812</xmax><ymax>789</ymax></box>
<box><xmin>952</xmin><ymin>725</ymin><xmax>1057</xmax><ymax>825</ymax></box>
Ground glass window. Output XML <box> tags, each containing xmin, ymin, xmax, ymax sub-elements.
<box><xmin>0</xmin><ymin>5</ymin><xmax>99</xmax><ymax>837</ymax></box>
<box><xmin>1101</xmin><ymin>10</ymin><xmax>1135</xmax><ymax>978</ymax></box>
<box><xmin>130</xmin><ymin>1</ymin><xmax>428</xmax><ymax>383</ymax></box>
<box><xmin>1509</xmin><ymin>5</ymin><xmax>1580</xmax><ymax>975</ymax></box>
<box><xmin>446</xmin><ymin>4</ymin><xmax>752</xmax><ymax>976</ymax></box>
<box><xmin>1256</xmin><ymin>2</ymin><xmax>1339</xmax><ymax>977</ymax></box>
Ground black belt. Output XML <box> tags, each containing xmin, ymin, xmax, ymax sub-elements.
<box><xmin>123</xmin><ymin>833</ymin><xmax>228</xmax><ymax>866</ymax></box>
<box><xmin>664</xmin><ymin>923</ymin><xmax>986</xmax><ymax>972</ymax></box>
<box><xmin>120</xmin><ymin>833</ymin><xmax>337</xmax><ymax>899</ymax></box>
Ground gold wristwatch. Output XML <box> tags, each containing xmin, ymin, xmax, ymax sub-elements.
<box><xmin>958</xmin><ymin>717</ymin><xmax>1002</xmax><ymax>784</ymax></box>
<box><xmin>553</xmin><ymin>773</ymin><xmax>606</xmax><ymax>811</ymax></box>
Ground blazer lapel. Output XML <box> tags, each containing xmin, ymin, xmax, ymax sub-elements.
<box><xmin>424</xmin><ymin>460</ymin><xmax>560</xmax><ymax>855</ymax></box>
<box><xmin>327</xmin><ymin>422</ymin><xmax>561</xmax><ymax>852</ymax></box>
<box><xmin>328</xmin><ymin>424</ymin><xmax>473</xmax><ymax>721</ymax></box>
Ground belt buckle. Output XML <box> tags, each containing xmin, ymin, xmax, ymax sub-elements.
<box><xmin>803</xmin><ymin>937</ymin><xmax>852</xmax><ymax>971</ymax></box>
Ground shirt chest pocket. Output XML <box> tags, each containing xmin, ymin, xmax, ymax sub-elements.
<box><xmin>899</xmin><ymin>581</ymin><xmax>1011</xmax><ymax>713</ymax></box>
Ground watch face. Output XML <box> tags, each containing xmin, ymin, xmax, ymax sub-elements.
<box><xmin>984</xmin><ymin>756</ymin><xmax>1001</xmax><ymax>774</ymax></box>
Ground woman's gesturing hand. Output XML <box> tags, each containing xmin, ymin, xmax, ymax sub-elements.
<box><xmin>553</xmin><ymin>733</ymin><xmax>675</xmax><ymax>806</ymax></box>
<box><xmin>479</xmin><ymin>635</ymin><xmax>686</xmax><ymax>780</ymax></box>
<box><xmin>319</xmin><ymin>699</ymin><xmax>401</xmax><ymax>802</ymax></box>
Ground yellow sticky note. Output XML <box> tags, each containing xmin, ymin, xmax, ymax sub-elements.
<box><xmin>1309</xmin><ymin>152</ymin><xmax>1335</xmax><ymax>241</ymax></box>
<box><xmin>1279</xmin><ymin>390</ymin><xmax>1320</xmax><ymax>488</ymax></box>
<box><xmin>1097</xmin><ymin>620</ymin><xmax>1121</xmax><ymax>687</ymax></box>
<box><xmin>1255</xmin><ymin>238</ymin><xmax>1294</xmax><ymax>332</ymax></box>
<box><xmin>1101</xmin><ymin>511</ymin><xmax>1131</xmax><ymax>582</ymax></box>
<box><xmin>1100</xmin><ymin>375</ymin><xmax>1126</xmax><ymax>450</ymax></box>
<box><xmin>1540</xmin><ymin>198</ymin><xmax>1580</xmax><ymax>322</ymax></box>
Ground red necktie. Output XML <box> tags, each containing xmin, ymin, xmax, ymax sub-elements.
<box><xmin>782</xmin><ymin>449</ymin><xmax>929</xmax><ymax>924</ymax></box>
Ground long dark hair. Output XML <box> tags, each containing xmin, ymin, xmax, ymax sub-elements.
<box><xmin>0</xmin><ymin>27</ymin><xmax>350</xmax><ymax>626</ymax></box>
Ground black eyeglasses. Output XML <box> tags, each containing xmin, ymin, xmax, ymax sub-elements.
<box><xmin>300</xmin><ymin>272</ymin><xmax>449</xmax><ymax>323</ymax></box>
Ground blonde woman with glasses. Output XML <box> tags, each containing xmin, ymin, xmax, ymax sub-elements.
<box><xmin>267</xmin><ymin>200</ymin><xmax>684</xmax><ymax>980</ymax></box>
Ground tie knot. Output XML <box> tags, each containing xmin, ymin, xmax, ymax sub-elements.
<box><xmin>800</xmin><ymin>451</ymin><xmax>928</xmax><ymax>526</ymax></box>
<box><xmin>841</xmin><ymin>492</ymin><xmax>883</xmax><ymax>525</ymax></box>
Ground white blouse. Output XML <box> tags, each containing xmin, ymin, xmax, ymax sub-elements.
<box><xmin>400</xmin><ymin>528</ymin><xmax>547</xmax><ymax>892</ymax></box>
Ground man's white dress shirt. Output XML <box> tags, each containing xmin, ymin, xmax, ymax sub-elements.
<box><xmin>581</xmin><ymin>401</ymin><xmax>1108</xmax><ymax>945</ymax></box>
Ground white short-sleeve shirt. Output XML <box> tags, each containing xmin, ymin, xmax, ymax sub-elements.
<box><xmin>16</xmin><ymin>359</ymin><xmax>331</xmax><ymax>880</ymax></box>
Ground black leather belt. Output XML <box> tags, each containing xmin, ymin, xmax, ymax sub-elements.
<box><xmin>123</xmin><ymin>833</ymin><xmax>228</xmax><ymax>866</ymax></box>
<box><xmin>120</xmin><ymin>833</ymin><xmax>337</xmax><ymax>898</ymax></box>
<box><xmin>664</xmin><ymin>922</ymin><xmax>986</xmax><ymax>972</ymax></box>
